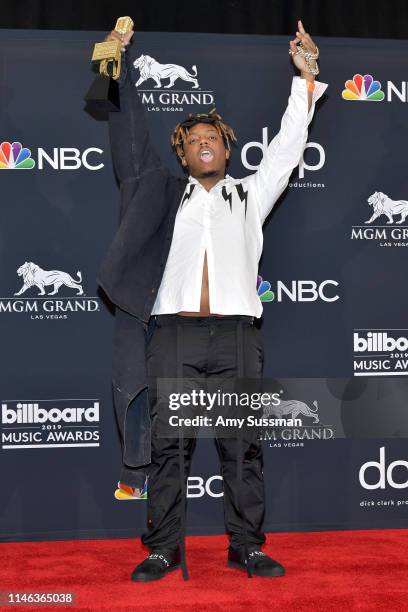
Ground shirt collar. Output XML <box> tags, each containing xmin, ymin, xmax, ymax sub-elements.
<box><xmin>187</xmin><ymin>173</ymin><xmax>234</xmax><ymax>189</ymax></box>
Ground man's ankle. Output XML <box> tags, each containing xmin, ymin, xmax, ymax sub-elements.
<box><xmin>148</xmin><ymin>545</ymin><xmax>179</xmax><ymax>555</ymax></box>
<box><xmin>229</xmin><ymin>543</ymin><xmax>263</xmax><ymax>553</ymax></box>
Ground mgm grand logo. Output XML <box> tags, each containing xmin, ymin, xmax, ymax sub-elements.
<box><xmin>351</xmin><ymin>191</ymin><xmax>408</xmax><ymax>247</ymax></box>
<box><xmin>133</xmin><ymin>54</ymin><xmax>215</xmax><ymax>111</ymax></box>
<box><xmin>0</xmin><ymin>261</ymin><xmax>100</xmax><ymax>319</ymax></box>
<box><xmin>260</xmin><ymin>395</ymin><xmax>334</xmax><ymax>447</ymax></box>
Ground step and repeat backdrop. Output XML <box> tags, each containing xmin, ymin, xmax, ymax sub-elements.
<box><xmin>1</xmin><ymin>29</ymin><xmax>407</xmax><ymax>541</ymax></box>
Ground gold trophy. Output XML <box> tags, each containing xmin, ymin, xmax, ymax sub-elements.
<box><xmin>84</xmin><ymin>16</ymin><xmax>134</xmax><ymax>113</ymax></box>
<box><xmin>92</xmin><ymin>16</ymin><xmax>134</xmax><ymax>80</ymax></box>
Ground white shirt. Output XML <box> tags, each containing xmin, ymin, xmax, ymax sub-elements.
<box><xmin>151</xmin><ymin>76</ymin><xmax>328</xmax><ymax>318</ymax></box>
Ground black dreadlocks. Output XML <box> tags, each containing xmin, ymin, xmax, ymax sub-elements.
<box><xmin>170</xmin><ymin>108</ymin><xmax>237</xmax><ymax>169</ymax></box>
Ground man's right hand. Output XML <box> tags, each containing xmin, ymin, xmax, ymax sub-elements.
<box><xmin>104</xmin><ymin>29</ymin><xmax>134</xmax><ymax>51</ymax></box>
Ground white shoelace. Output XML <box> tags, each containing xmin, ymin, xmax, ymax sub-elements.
<box><xmin>244</xmin><ymin>550</ymin><xmax>267</xmax><ymax>564</ymax></box>
<box><xmin>147</xmin><ymin>553</ymin><xmax>170</xmax><ymax>567</ymax></box>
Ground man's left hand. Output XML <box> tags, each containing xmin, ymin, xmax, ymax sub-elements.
<box><xmin>289</xmin><ymin>20</ymin><xmax>318</xmax><ymax>81</ymax></box>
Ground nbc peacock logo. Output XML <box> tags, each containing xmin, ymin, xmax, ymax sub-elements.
<box><xmin>257</xmin><ymin>275</ymin><xmax>274</xmax><ymax>302</ymax></box>
<box><xmin>114</xmin><ymin>480</ymin><xmax>148</xmax><ymax>501</ymax></box>
<box><xmin>342</xmin><ymin>74</ymin><xmax>384</xmax><ymax>101</ymax></box>
<box><xmin>0</xmin><ymin>141</ymin><xmax>35</xmax><ymax>169</ymax></box>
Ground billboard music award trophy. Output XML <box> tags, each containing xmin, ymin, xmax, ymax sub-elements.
<box><xmin>84</xmin><ymin>16</ymin><xmax>134</xmax><ymax>112</ymax></box>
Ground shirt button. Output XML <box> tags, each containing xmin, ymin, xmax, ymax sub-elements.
<box><xmin>151</xmin><ymin>288</ymin><xmax>156</xmax><ymax>293</ymax></box>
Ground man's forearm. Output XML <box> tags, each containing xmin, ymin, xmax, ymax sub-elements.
<box><xmin>300</xmin><ymin>71</ymin><xmax>315</xmax><ymax>111</ymax></box>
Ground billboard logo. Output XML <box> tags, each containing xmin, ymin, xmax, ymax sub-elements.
<box><xmin>1</xmin><ymin>399</ymin><xmax>100</xmax><ymax>450</ymax></box>
<box><xmin>342</xmin><ymin>74</ymin><xmax>384</xmax><ymax>101</ymax></box>
<box><xmin>0</xmin><ymin>141</ymin><xmax>35</xmax><ymax>169</ymax></box>
<box><xmin>354</xmin><ymin>332</ymin><xmax>408</xmax><ymax>353</ymax></box>
<box><xmin>2</xmin><ymin>402</ymin><xmax>99</xmax><ymax>425</ymax></box>
<box><xmin>353</xmin><ymin>330</ymin><xmax>408</xmax><ymax>376</ymax></box>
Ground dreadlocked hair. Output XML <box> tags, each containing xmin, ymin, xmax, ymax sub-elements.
<box><xmin>170</xmin><ymin>108</ymin><xmax>237</xmax><ymax>163</ymax></box>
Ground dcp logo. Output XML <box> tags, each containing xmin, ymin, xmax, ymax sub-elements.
<box><xmin>241</xmin><ymin>127</ymin><xmax>325</xmax><ymax>178</ymax></box>
<box><xmin>359</xmin><ymin>447</ymin><xmax>408</xmax><ymax>490</ymax></box>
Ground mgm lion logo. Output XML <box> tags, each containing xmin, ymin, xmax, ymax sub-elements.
<box><xmin>365</xmin><ymin>192</ymin><xmax>408</xmax><ymax>224</ymax></box>
<box><xmin>14</xmin><ymin>262</ymin><xmax>84</xmax><ymax>296</ymax></box>
<box><xmin>133</xmin><ymin>54</ymin><xmax>199</xmax><ymax>89</ymax></box>
<box><xmin>263</xmin><ymin>398</ymin><xmax>319</xmax><ymax>424</ymax></box>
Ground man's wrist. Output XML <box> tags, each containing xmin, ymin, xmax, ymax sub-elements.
<box><xmin>300</xmin><ymin>71</ymin><xmax>316</xmax><ymax>83</ymax></box>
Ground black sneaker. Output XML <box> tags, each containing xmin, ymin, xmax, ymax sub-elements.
<box><xmin>227</xmin><ymin>546</ymin><xmax>285</xmax><ymax>577</ymax></box>
<box><xmin>131</xmin><ymin>548</ymin><xmax>181</xmax><ymax>582</ymax></box>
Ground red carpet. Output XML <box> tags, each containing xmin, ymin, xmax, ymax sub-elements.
<box><xmin>2</xmin><ymin>530</ymin><xmax>408</xmax><ymax>611</ymax></box>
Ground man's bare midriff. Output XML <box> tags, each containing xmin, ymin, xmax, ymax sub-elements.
<box><xmin>177</xmin><ymin>251</ymin><xmax>224</xmax><ymax>317</ymax></box>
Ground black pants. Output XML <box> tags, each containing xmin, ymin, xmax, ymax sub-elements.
<box><xmin>142</xmin><ymin>313</ymin><xmax>266</xmax><ymax>554</ymax></box>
